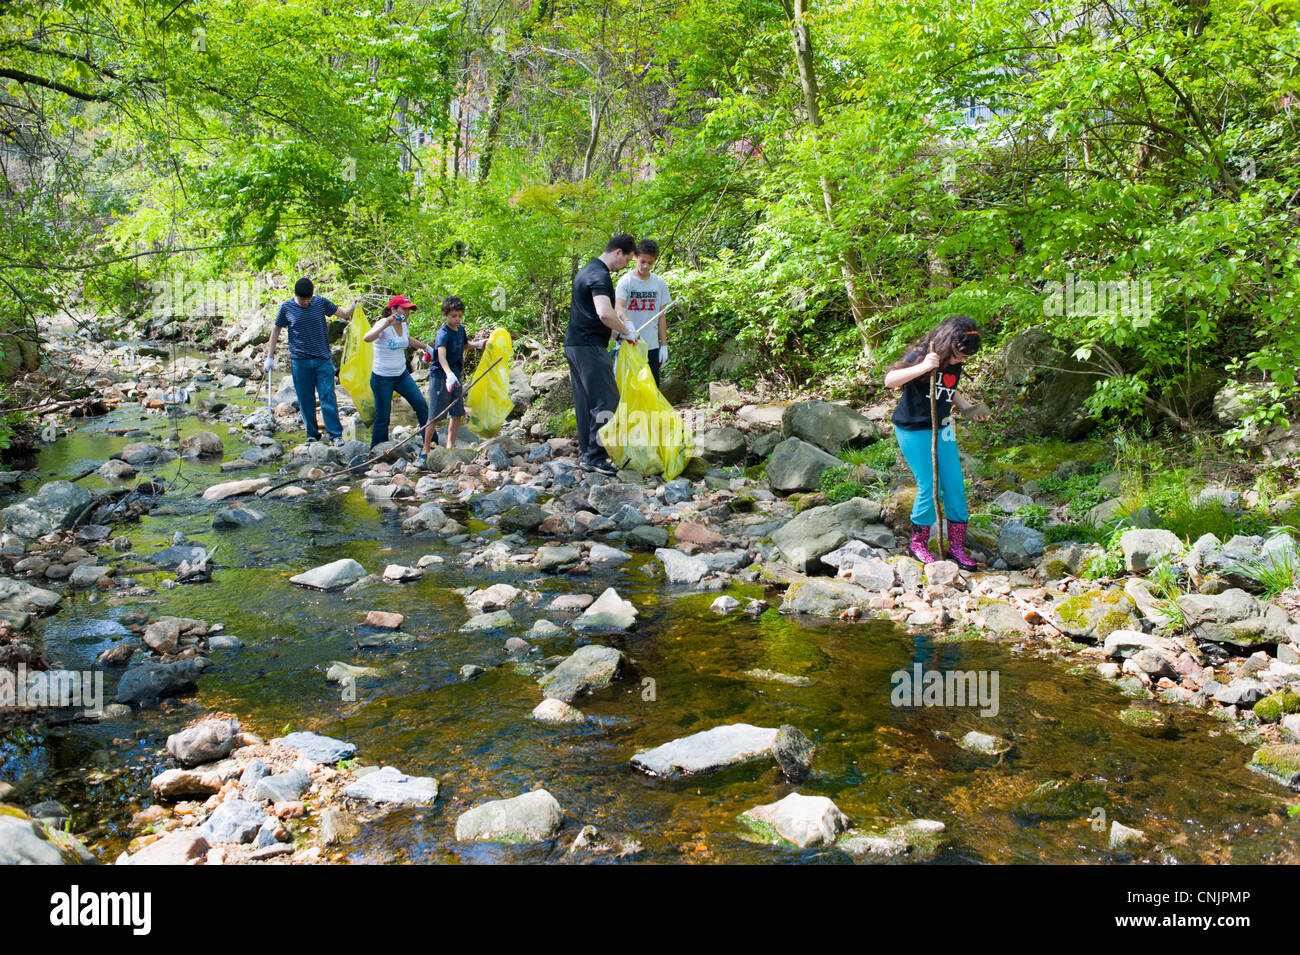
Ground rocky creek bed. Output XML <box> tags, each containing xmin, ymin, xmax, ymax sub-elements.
<box><xmin>1</xmin><ymin>327</ymin><xmax>1299</xmax><ymax>864</ymax></box>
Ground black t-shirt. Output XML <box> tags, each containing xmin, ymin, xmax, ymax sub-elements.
<box><xmin>565</xmin><ymin>257</ymin><xmax>616</xmax><ymax>347</ymax></box>
<box><xmin>891</xmin><ymin>351</ymin><xmax>963</xmax><ymax>430</ymax></box>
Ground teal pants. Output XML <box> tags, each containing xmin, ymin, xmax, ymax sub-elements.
<box><xmin>894</xmin><ymin>423</ymin><xmax>968</xmax><ymax>526</ymax></box>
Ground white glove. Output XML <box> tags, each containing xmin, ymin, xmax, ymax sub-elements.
<box><xmin>422</xmin><ymin>346</ymin><xmax>434</xmax><ymax>363</ymax></box>
<box><xmin>263</xmin><ymin>355</ymin><xmax>275</xmax><ymax>372</ymax></box>
<box><xmin>446</xmin><ymin>370</ymin><xmax>459</xmax><ymax>393</ymax></box>
<box><xmin>659</xmin><ymin>344</ymin><xmax>668</xmax><ymax>367</ymax></box>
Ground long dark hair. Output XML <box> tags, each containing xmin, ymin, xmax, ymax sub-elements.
<box><xmin>889</xmin><ymin>314</ymin><xmax>981</xmax><ymax>371</ymax></box>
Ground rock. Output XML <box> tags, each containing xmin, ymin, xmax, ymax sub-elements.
<box><xmin>119</xmin><ymin>830</ymin><xmax>210</xmax><ymax>865</ymax></box>
<box><xmin>998</xmin><ymin>522</ymin><xmax>1045</xmax><ymax>569</ymax></box>
<box><xmin>98</xmin><ymin>459</ymin><xmax>137</xmax><ymax>480</ymax></box>
<box><xmin>924</xmin><ymin>560</ymin><xmax>960</xmax><ymax>586</ymax></box>
<box><xmin>147</xmin><ymin>543</ymin><xmax>208</xmax><ymax>569</ymax></box>
<box><xmin>536</xmin><ymin>545</ymin><xmax>582</xmax><ymax>572</ymax></box>
<box><xmin>150</xmin><ymin>768</ymin><xmax>223</xmax><ymax>799</ymax></box>
<box><xmin>115</xmin><ymin>658</ymin><xmax>208</xmax><ymax>704</ymax></box>
<box><xmin>589</xmin><ymin>543</ymin><xmax>631</xmax><ymax>564</ymax></box>
<box><xmin>532</xmin><ymin>698</ymin><xmax>585</xmax><ymax>723</ymax></box>
<box><xmin>838</xmin><ymin>819</ymin><xmax>947</xmax><ymax>861</ymax></box>
<box><xmin>201</xmin><ymin>478</ymin><xmax>269</xmax><ymax>502</ymax></box>
<box><xmin>465</xmin><ymin>584</ymin><xmax>520</xmax><ymax>614</ymax></box>
<box><xmin>117</xmin><ymin>442</ymin><xmax>169</xmax><ymax>466</ymax></box>
<box><xmin>0</xmin><ymin>576</ymin><xmax>63</xmax><ymax>615</ymax></box>
<box><xmin>198</xmin><ymin>800</ymin><xmax>269</xmax><ymax>845</ymax></box>
<box><xmin>342</xmin><ymin>766</ymin><xmax>439</xmax><ymax>806</ymax></box>
<box><xmin>847</xmin><ymin>558</ymin><xmax>896</xmax><ymax>591</ymax></box>
<box><xmin>272</xmin><ymin>731</ymin><xmax>356</xmax><ymax>765</ymax></box>
<box><xmin>1108</xmin><ymin>821</ymin><xmax>1148</xmax><ymax>851</ymax></box>
<box><xmin>780</xmin><ymin>578</ymin><xmax>873</xmax><ymax>616</ymax></box>
<box><xmin>212</xmin><ymin>506</ymin><xmax>265</xmax><ymax>529</ymax></box>
<box><xmin>365</xmin><ymin>610</ymin><xmax>404</xmax><ymax>629</ymax></box>
<box><xmin>1</xmin><ymin>481</ymin><xmax>94</xmax><ymax>540</ymax></box>
<box><xmin>290</xmin><ymin>558</ymin><xmax>367</xmax><ymax>591</ymax></box>
<box><xmin>166</xmin><ymin>717</ymin><xmax>240</xmax><ymax>767</ymax></box>
<box><xmin>538</xmin><ymin>644</ymin><xmax>626</xmax><ymax>702</ymax></box>
<box><xmin>454</xmin><ymin>790</ymin><xmax>563</xmax><ymax>843</ymax></box>
<box><xmin>402</xmin><ymin>502</ymin><xmax>447</xmax><ymax>533</ymax></box>
<box><xmin>696</xmin><ymin>427</ymin><xmax>747</xmax><ymax>465</ymax></box>
<box><xmin>781</xmin><ymin>401</ymin><xmax>878</xmax><ymax>453</ymax></box>
<box><xmin>765</xmin><ymin>437</ymin><xmax>843</xmax><ymax>492</ymax></box>
<box><xmin>1102</xmin><ymin>630</ymin><xmax>1180</xmax><ymax>659</ymax></box>
<box><xmin>1120</xmin><ymin>528</ymin><xmax>1184</xmax><ymax>572</ymax></box>
<box><xmin>992</xmin><ymin>490</ymin><xmax>1035</xmax><ymax>513</ymax></box>
<box><xmin>662</xmin><ymin>478</ymin><xmax>694</xmax><ymax>505</ymax></box>
<box><xmin>1000</xmin><ymin>328</ymin><xmax>1102</xmax><ymax>439</ymax></box>
<box><xmin>1052</xmin><ymin>590</ymin><xmax>1138</xmax><ymax>642</ymax></box>
<box><xmin>1209</xmin><ymin>679</ymin><xmax>1268</xmax><ymax>707</ymax></box>
<box><xmin>256</xmin><ymin>769</ymin><xmax>313</xmax><ymax>803</ymax></box>
<box><xmin>180</xmin><ymin>431</ymin><xmax>224</xmax><ymax>458</ymax></box>
<box><xmin>587</xmin><ymin>483</ymin><xmax>644</xmax><ymax>516</ymax></box>
<box><xmin>1246</xmin><ymin>744</ymin><xmax>1300</xmax><ymax>787</ymax></box>
<box><xmin>575</xmin><ymin>587</ymin><xmax>638</xmax><ymax>630</ymax></box>
<box><xmin>499</xmin><ymin>503</ymin><xmax>546</xmax><ymax>532</ymax></box>
<box><xmin>1176</xmin><ymin>588</ymin><xmax>1295</xmax><ymax>649</ymax></box>
<box><xmin>319</xmin><ymin>809</ymin><xmax>361</xmax><ymax>846</ymax></box>
<box><xmin>741</xmin><ymin>792</ymin><xmax>848</xmax><ymax>848</ymax></box>
<box><xmin>958</xmin><ymin>731</ymin><xmax>1012</xmax><ymax>756</ymax></box>
<box><xmin>711</xmin><ymin>595</ymin><xmax>741</xmax><ymax>615</ymax></box>
<box><xmin>773</xmin><ymin>724</ymin><xmax>816</xmax><ymax>781</ymax></box>
<box><xmin>772</xmin><ymin>498</ymin><xmax>885</xmax><ymax>572</ymax></box>
<box><xmin>655</xmin><ymin>547</ymin><xmax>710</xmax><ymax>585</ymax></box>
<box><xmin>462</xmin><ymin>610</ymin><xmax>515</xmax><ymax>631</ymax></box>
<box><xmin>625</xmin><ymin>525</ymin><xmax>669</xmax><ymax>551</ymax></box>
<box><xmin>631</xmin><ymin>723</ymin><xmax>779</xmax><ymax>778</ymax></box>
<box><xmin>382</xmin><ymin>563</ymin><xmax>421</xmax><ymax>582</ymax></box>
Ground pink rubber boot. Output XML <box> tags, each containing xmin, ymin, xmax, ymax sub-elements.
<box><xmin>945</xmin><ymin>521</ymin><xmax>978</xmax><ymax>570</ymax></box>
<box><xmin>909</xmin><ymin>523</ymin><xmax>935</xmax><ymax>564</ymax></box>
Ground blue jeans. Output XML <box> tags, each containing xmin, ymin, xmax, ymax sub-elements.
<box><xmin>290</xmin><ymin>356</ymin><xmax>342</xmax><ymax>441</ymax></box>
<box><xmin>370</xmin><ymin>371</ymin><xmax>428</xmax><ymax>447</ymax></box>
<box><xmin>894</xmin><ymin>423</ymin><xmax>968</xmax><ymax>526</ymax></box>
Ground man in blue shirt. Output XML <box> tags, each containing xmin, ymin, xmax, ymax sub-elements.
<box><xmin>264</xmin><ymin>277</ymin><xmax>358</xmax><ymax>444</ymax></box>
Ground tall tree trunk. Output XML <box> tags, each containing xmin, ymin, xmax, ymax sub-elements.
<box><xmin>783</xmin><ymin>0</ymin><xmax>875</xmax><ymax>350</ymax></box>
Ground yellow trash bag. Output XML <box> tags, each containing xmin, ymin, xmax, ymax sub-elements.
<box><xmin>465</xmin><ymin>328</ymin><xmax>513</xmax><ymax>438</ymax></box>
<box><xmin>598</xmin><ymin>339</ymin><xmax>687</xmax><ymax>481</ymax></box>
<box><xmin>339</xmin><ymin>303</ymin><xmax>375</xmax><ymax>426</ymax></box>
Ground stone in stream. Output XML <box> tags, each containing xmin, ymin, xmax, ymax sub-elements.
<box><xmin>0</xmin><ymin>811</ymin><xmax>96</xmax><ymax>865</ymax></box>
<box><xmin>1</xmin><ymin>481</ymin><xmax>94</xmax><ymax>540</ymax></box>
<box><xmin>212</xmin><ymin>506</ymin><xmax>265</xmax><ymax>529</ymax></box>
<box><xmin>114</xmin><ymin>658</ymin><xmax>209</xmax><ymax>705</ymax></box>
<box><xmin>779</xmin><ymin>578</ymin><xmax>873</xmax><ymax>617</ymax></box>
<box><xmin>655</xmin><ymin>547</ymin><xmax>710</xmax><ymax>585</ymax></box>
<box><xmin>631</xmin><ymin>723</ymin><xmax>780</xmax><ymax>778</ymax></box>
<box><xmin>462</xmin><ymin>610</ymin><xmax>515</xmax><ymax>632</ymax></box>
<box><xmin>474</xmin><ymin>485</ymin><xmax>540</xmax><ymax>518</ymax></box>
<box><xmin>532</xmin><ymin>698</ymin><xmax>585</xmax><ymax>723</ymax></box>
<box><xmin>166</xmin><ymin>717</ymin><xmax>241</xmax><ymax>767</ymax></box>
<box><xmin>1208</xmin><ymin>679</ymin><xmax>1268</xmax><ymax>707</ymax></box>
<box><xmin>1051</xmin><ymin>590</ymin><xmax>1138</xmax><ymax>642</ymax></box>
<box><xmin>1246</xmin><ymin>744</ymin><xmax>1300</xmax><ymax>787</ymax></box>
<box><xmin>548</xmin><ymin>593</ymin><xmax>594</xmax><ymax>613</ymax></box>
<box><xmin>290</xmin><ymin>558</ymin><xmax>368</xmax><ymax>591</ymax></box>
<box><xmin>574</xmin><ymin>588</ymin><xmax>637</xmax><ymax>631</ymax></box>
<box><xmin>958</xmin><ymin>731</ymin><xmax>1012</xmax><ymax>757</ymax></box>
<box><xmin>454</xmin><ymin>789</ymin><xmax>563</xmax><ymax>843</ymax></box>
<box><xmin>662</xmin><ymin>478</ymin><xmax>694</xmax><ymax>505</ymax></box>
<box><xmin>1120</xmin><ymin>528</ymin><xmax>1185</xmax><ymax>572</ymax></box>
<box><xmin>740</xmin><ymin>792</ymin><xmax>848</xmax><ymax>849</ymax></box>
<box><xmin>320</xmin><ymin>809</ymin><xmax>361</xmax><ymax>846</ymax></box>
<box><xmin>382</xmin><ymin>564</ymin><xmax>421</xmax><ymax>582</ymax></box>
<box><xmin>97</xmin><ymin>459</ymin><xmax>137</xmax><ymax>480</ymax></box>
<box><xmin>256</xmin><ymin>769</ymin><xmax>313</xmax><ymax>803</ymax></box>
<box><xmin>0</xmin><ymin>576</ymin><xmax>63</xmax><ymax>615</ymax></box>
<box><xmin>499</xmin><ymin>503</ymin><xmax>546</xmax><ymax>532</ymax></box>
<box><xmin>538</xmin><ymin>644</ymin><xmax>626</xmax><ymax>702</ymax></box>
<box><xmin>625</xmin><ymin>524</ymin><xmax>669</xmax><ymax>551</ymax></box>
<box><xmin>765</xmin><ymin>437</ymin><xmax>843</xmax><ymax>492</ymax></box>
<box><xmin>150</xmin><ymin>767</ymin><xmax>224</xmax><ymax>799</ymax></box>
<box><xmin>201</xmin><ymin>477</ymin><xmax>270</xmax><ymax>502</ymax></box>
<box><xmin>180</xmin><ymin>431</ymin><xmax>224</xmax><ymax>458</ymax></box>
<box><xmin>1109</xmin><ymin>821</ymin><xmax>1148</xmax><ymax>850</ymax></box>
<box><xmin>1175</xmin><ymin>588</ymin><xmax>1295</xmax><ymax>649</ymax></box>
<box><xmin>847</xmin><ymin>558</ymin><xmax>896</xmax><ymax>592</ymax></box>
<box><xmin>198</xmin><ymin>800</ymin><xmax>270</xmax><ymax>845</ymax></box>
<box><xmin>587</xmin><ymin>482</ymin><xmax>644</xmax><ymax>516</ymax></box>
<box><xmin>364</xmin><ymin>610</ymin><xmax>404</xmax><ymax>629</ymax></box>
<box><xmin>528</xmin><ymin>619</ymin><xmax>564</xmax><ymax>639</ymax></box>
<box><xmin>536</xmin><ymin>545</ymin><xmax>581</xmax><ymax>572</ymax></box>
<box><xmin>147</xmin><ymin>543</ymin><xmax>209</xmax><ymax>569</ymax></box>
<box><xmin>402</xmin><ymin>502</ymin><xmax>448</xmax><ymax>534</ymax></box>
<box><xmin>465</xmin><ymin>583</ymin><xmax>520</xmax><ymax>614</ymax></box>
<box><xmin>781</xmin><ymin>400</ymin><xmax>879</xmax><ymax>454</ymax></box>
<box><xmin>589</xmin><ymin>543</ymin><xmax>631</xmax><ymax>564</ymax></box>
<box><xmin>773</xmin><ymin>724</ymin><xmax>816</xmax><ymax>781</ymax></box>
<box><xmin>118</xmin><ymin>442</ymin><xmax>173</xmax><ymax>466</ymax></box>
<box><xmin>711</xmin><ymin>595</ymin><xmax>741</xmax><ymax>615</ymax></box>
<box><xmin>771</xmin><ymin>498</ymin><xmax>885</xmax><ymax>573</ymax></box>
<box><xmin>326</xmin><ymin>661</ymin><xmax>379</xmax><ymax>683</ymax></box>
<box><xmin>342</xmin><ymin>766</ymin><xmax>439</xmax><ymax>806</ymax></box>
<box><xmin>68</xmin><ymin>564</ymin><xmax>109</xmax><ymax>590</ymax></box>
<box><xmin>744</xmin><ymin>668</ymin><xmax>813</xmax><ymax>686</ymax></box>
<box><xmin>272</xmin><ymin>731</ymin><xmax>356</xmax><ymax>765</ymax></box>
<box><xmin>837</xmin><ymin>819</ymin><xmax>946</xmax><ymax>861</ymax></box>
<box><xmin>118</xmin><ymin>830</ymin><xmax>211</xmax><ymax>866</ymax></box>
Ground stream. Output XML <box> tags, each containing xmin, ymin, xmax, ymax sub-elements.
<box><xmin>2</xmin><ymin>367</ymin><xmax>1298</xmax><ymax>864</ymax></box>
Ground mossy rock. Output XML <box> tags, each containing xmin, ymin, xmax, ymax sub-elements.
<box><xmin>1014</xmin><ymin>778</ymin><xmax>1110</xmax><ymax>821</ymax></box>
<box><xmin>1247</xmin><ymin>744</ymin><xmax>1300</xmax><ymax>787</ymax></box>
<box><xmin>1115</xmin><ymin>675</ymin><xmax>1152</xmax><ymax>699</ymax></box>
<box><xmin>681</xmin><ymin>456</ymin><xmax>711</xmax><ymax>480</ymax></box>
<box><xmin>790</xmin><ymin>492</ymin><xmax>829</xmax><ymax>513</ymax></box>
<box><xmin>837</xmin><ymin>819</ymin><xmax>945</xmax><ymax>862</ymax></box>
<box><xmin>1254</xmin><ymin>690</ymin><xmax>1300</xmax><ymax>724</ymax></box>
<box><xmin>1051</xmin><ymin>589</ymin><xmax>1138</xmax><ymax>641</ymax></box>
<box><xmin>1118</xmin><ymin>707</ymin><xmax>1173</xmax><ymax>738</ymax></box>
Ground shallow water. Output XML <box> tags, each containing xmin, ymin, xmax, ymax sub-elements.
<box><xmin>2</xmin><ymin>375</ymin><xmax>1298</xmax><ymax>864</ymax></box>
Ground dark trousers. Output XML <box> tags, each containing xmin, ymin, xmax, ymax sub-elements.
<box><xmin>369</xmin><ymin>371</ymin><xmax>429</xmax><ymax>447</ymax></box>
<box><xmin>290</xmin><ymin>356</ymin><xmax>342</xmax><ymax>441</ymax></box>
<box><xmin>647</xmin><ymin>347</ymin><xmax>663</xmax><ymax>389</ymax></box>
<box><xmin>564</xmin><ymin>345</ymin><xmax>619</xmax><ymax>463</ymax></box>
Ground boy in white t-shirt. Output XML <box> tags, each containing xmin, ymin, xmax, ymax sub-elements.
<box><xmin>615</xmin><ymin>238</ymin><xmax>672</xmax><ymax>390</ymax></box>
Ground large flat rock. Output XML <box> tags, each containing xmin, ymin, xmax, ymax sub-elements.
<box><xmin>290</xmin><ymin>558</ymin><xmax>367</xmax><ymax>591</ymax></box>
<box><xmin>631</xmin><ymin>723</ymin><xmax>779</xmax><ymax>778</ymax></box>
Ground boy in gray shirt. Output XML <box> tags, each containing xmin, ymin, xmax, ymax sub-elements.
<box><xmin>615</xmin><ymin>238</ymin><xmax>672</xmax><ymax>389</ymax></box>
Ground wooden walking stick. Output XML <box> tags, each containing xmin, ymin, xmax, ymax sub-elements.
<box><xmin>930</xmin><ymin>370</ymin><xmax>945</xmax><ymax>559</ymax></box>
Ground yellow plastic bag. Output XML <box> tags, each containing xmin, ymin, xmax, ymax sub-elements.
<box><xmin>465</xmin><ymin>328</ymin><xmax>513</xmax><ymax>437</ymax></box>
<box><xmin>339</xmin><ymin>303</ymin><xmax>375</xmax><ymax>426</ymax></box>
<box><xmin>598</xmin><ymin>340</ymin><xmax>687</xmax><ymax>480</ymax></box>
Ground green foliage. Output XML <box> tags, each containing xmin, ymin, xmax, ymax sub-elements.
<box><xmin>1227</xmin><ymin>545</ymin><xmax>1300</xmax><ymax>599</ymax></box>
<box><xmin>1037</xmin><ymin>471</ymin><xmax>1110</xmax><ymax>519</ymax></box>
<box><xmin>818</xmin><ymin>464</ymin><xmax>887</xmax><ymax>504</ymax></box>
<box><xmin>1042</xmin><ymin>522</ymin><xmax>1106</xmax><ymax>545</ymax></box>
<box><xmin>1084</xmin><ymin>524</ymin><xmax>1130</xmax><ymax>580</ymax></box>
<box><xmin>1011</xmin><ymin>504</ymin><xmax>1051</xmax><ymax>531</ymax></box>
<box><xmin>842</xmin><ymin>440</ymin><xmax>898</xmax><ymax>472</ymax></box>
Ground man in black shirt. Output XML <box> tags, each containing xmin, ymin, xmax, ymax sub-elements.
<box><xmin>565</xmin><ymin>233</ymin><xmax>636</xmax><ymax>474</ymax></box>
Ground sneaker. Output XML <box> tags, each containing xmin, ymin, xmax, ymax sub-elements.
<box><xmin>586</xmin><ymin>458</ymin><xmax>617</xmax><ymax>476</ymax></box>
<box><xmin>414</xmin><ymin>453</ymin><xmax>427</xmax><ymax>470</ymax></box>
<box><xmin>330</xmin><ymin>436</ymin><xmax>343</xmax><ymax>448</ymax></box>
<box><xmin>306</xmin><ymin>436</ymin><xmax>321</xmax><ymax>444</ymax></box>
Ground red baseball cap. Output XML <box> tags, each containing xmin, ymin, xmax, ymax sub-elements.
<box><xmin>387</xmin><ymin>294</ymin><xmax>417</xmax><ymax>311</ymax></box>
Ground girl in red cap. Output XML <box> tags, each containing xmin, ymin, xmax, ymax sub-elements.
<box><xmin>884</xmin><ymin>314</ymin><xmax>989</xmax><ymax>569</ymax></box>
<box><xmin>364</xmin><ymin>295</ymin><xmax>434</xmax><ymax>449</ymax></box>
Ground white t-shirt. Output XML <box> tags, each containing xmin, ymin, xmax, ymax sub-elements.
<box><xmin>371</xmin><ymin>320</ymin><xmax>410</xmax><ymax>376</ymax></box>
<box><xmin>615</xmin><ymin>272</ymin><xmax>672</xmax><ymax>349</ymax></box>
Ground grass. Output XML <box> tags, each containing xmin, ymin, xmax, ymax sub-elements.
<box><xmin>1146</xmin><ymin>559</ymin><xmax>1188</xmax><ymax>631</ymax></box>
<box><xmin>1227</xmin><ymin>546</ymin><xmax>1300</xmax><ymax>599</ymax></box>
<box><xmin>819</xmin><ymin>463</ymin><xmax>889</xmax><ymax>504</ymax></box>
